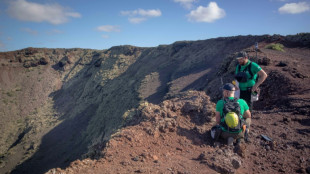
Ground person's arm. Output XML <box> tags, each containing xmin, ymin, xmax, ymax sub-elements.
<box><xmin>252</xmin><ymin>69</ymin><xmax>267</xmax><ymax>92</ymax></box>
<box><xmin>243</xmin><ymin>109</ymin><xmax>251</xmax><ymax>119</ymax></box>
<box><xmin>215</xmin><ymin>111</ymin><xmax>221</xmax><ymax>124</ymax></box>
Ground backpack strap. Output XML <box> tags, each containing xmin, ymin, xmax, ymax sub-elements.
<box><xmin>221</xmin><ymin>98</ymin><xmax>239</xmax><ymax>118</ymax></box>
<box><xmin>237</xmin><ymin>64</ymin><xmax>241</xmax><ymax>73</ymax></box>
<box><xmin>237</xmin><ymin>61</ymin><xmax>254</xmax><ymax>80</ymax></box>
<box><xmin>247</xmin><ymin>62</ymin><xmax>254</xmax><ymax>80</ymax></box>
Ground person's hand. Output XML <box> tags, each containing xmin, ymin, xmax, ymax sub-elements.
<box><xmin>251</xmin><ymin>84</ymin><xmax>258</xmax><ymax>92</ymax></box>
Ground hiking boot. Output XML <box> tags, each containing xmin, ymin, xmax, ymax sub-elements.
<box><xmin>214</xmin><ymin>141</ymin><xmax>220</xmax><ymax>148</ymax></box>
<box><xmin>227</xmin><ymin>137</ymin><xmax>234</xmax><ymax>146</ymax></box>
<box><xmin>236</xmin><ymin>138</ymin><xmax>245</xmax><ymax>145</ymax></box>
<box><xmin>245</xmin><ymin>136</ymin><xmax>251</xmax><ymax>143</ymax></box>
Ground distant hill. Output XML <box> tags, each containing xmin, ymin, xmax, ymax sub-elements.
<box><xmin>0</xmin><ymin>33</ymin><xmax>309</xmax><ymax>174</ymax></box>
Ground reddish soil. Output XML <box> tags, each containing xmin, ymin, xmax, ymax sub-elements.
<box><xmin>48</xmin><ymin>44</ymin><xmax>310</xmax><ymax>174</ymax></box>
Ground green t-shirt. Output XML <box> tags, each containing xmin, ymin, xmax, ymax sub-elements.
<box><xmin>235</xmin><ymin>61</ymin><xmax>262</xmax><ymax>91</ymax></box>
<box><xmin>216</xmin><ymin>97</ymin><xmax>249</xmax><ymax>132</ymax></box>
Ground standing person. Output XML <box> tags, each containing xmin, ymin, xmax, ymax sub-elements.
<box><xmin>235</xmin><ymin>51</ymin><xmax>268</xmax><ymax>111</ymax></box>
<box><xmin>213</xmin><ymin>83</ymin><xmax>251</xmax><ymax>145</ymax></box>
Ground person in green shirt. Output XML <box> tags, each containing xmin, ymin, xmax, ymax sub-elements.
<box><xmin>235</xmin><ymin>51</ymin><xmax>268</xmax><ymax>111</ymax></box>
<box><xmin>214</xmin><ymin>83</ymin><xmax>251</xmax><ymax>145</ymax></box>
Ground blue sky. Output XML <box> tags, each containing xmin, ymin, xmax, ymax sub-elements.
<box><xmin>0</xmin><ymin>0</ymin><xmax>309</xmax><ymax>52</ymax></box>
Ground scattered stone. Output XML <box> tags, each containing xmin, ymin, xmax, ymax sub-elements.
<box><xmin>277</xmin><ymin>61</ymin><xmax>288</xmax><ymax>67</ymax></box>
<box><xmin>39</xmin><ymin>57</ymin><xmax>48</xmax><ymax>65</ymax></box>
<box><xmin>279</xmin><ymin>168</ymin><xmax>286</xmax><ymax>173</ymax></box>
<box><xmin>280</xmin><ymin>133</ymin><xmax>287</xmax><ymax>139</ymax></box>
<box><xmin>234</xmin><ymin>143</ymin><xmax>246</xmax><ymax>158</ymax></box>
<box><xmin>23</xmin><ymin>61</ymin><xmax>37</xmax><ymax>68</ymax></box>
<box><xmin>198</xmin><ymin>152</ymin><xmax>207</xmax><ymax>160</ymax></box>
<box><xmin>258</xmin><ymin>57</ymin><xmax>271</xmax><ymax>66</ymax></box>
<box><xmin>153</xmin><ymin>155</ymin><xmax>159</xmax><ymax>162</ymax></box>
<box><xmin>216</xmin><ymin>149</ymin><xmax>223</xmax><ymax>154</ymax></box>
<box><xmin>296</xmin><ymin>144</ymin><xmax>305</xmax><ymax>150</ymax></box>
<box><xmin>120</xmin><ymin>161</ymin><xmax>130</xmax><ymax>166</ymax></box>
<box><xmin>300</xmin><ymin>157</ymin><xmax>305</xmax><ymax>163</ymax></box>
<box><xmin>176</xmin><ymin>147</ymin><xmax>183</xmax><ymax>151</ymax></box>
<box><xmin>270</xmin><ymin>141</ymin><xmax>277</xmax><ymax>150</ymax></box>
<box><xmin>306</xmin><ymin>166</ymin><xmax>310</xmax><ymax>174</ymax></box>
<box><xmin>231</xmin><ymin>158</ymin><xmax>242</xmax><ymax>169</ymax></box>
<box><xmin>283</xmin><ymin>117</ymin><xmax>291</xmax><ymax>123</ymax></box>
<box><xmin>134</xmin><ymin>169</ymin><xmax>143</xmax><ymax>173</ymax></box>
<box><xmin>132</xmin><ymin>156</ymin><xmax>140</xmax><ymax>162</ymax></box>
<box><xmin>252</xmin><ymin>152</ymin><xmax>258</xmax><ymax>156</ymax></box>
<box><xmin>296</xmin><ymin>168</ymin><xmax>306</xmax><ymax>173</ymax></box>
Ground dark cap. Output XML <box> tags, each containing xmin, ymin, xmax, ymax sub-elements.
<box><xmin>236</xmin><ymin>51</ymin><xmax>247</xmax><ymax>59</ymax></box>
<box><xmin>223</xmin><ymin>83</ymin><xmax>235</xmax><ymax>91</ymax></box>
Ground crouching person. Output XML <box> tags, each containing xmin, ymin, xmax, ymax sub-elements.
<box><xmin>212</xmin><ymin>83</ymin><xmax>251</xmax><ymax>146</ymax></box>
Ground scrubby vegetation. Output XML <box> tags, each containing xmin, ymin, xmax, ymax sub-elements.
<box><xmin>265</xmin><ymin>43</ymin><xmax>285</xmax><ymax>51</ymax></box>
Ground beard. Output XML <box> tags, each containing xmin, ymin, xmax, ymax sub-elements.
<box><xmin>239</xmin><ymin>59</ymin><xmax>247</xmax><ymax>65</ymax></box>
<box><xmin>239</xmin><ymin>61</ymin><xmax>246</xmax><ymax>65</ymax></box>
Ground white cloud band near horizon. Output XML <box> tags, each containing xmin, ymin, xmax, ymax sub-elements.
<box><xmin>8</xmin><ymin>0</ymin><xmax>81</xmax><ymax>25</ymax></box>
<box><xmin>121</xmin><ymin>9</ymin><xmax>162</xmax><ymax>24</ymax></box>
<box><xmin>96</xmin><ymin>25</ymin><xmax>121</xmax><ymax>32</ymax></box>
<box><xmin>187</xmin><ymin>2</ymin><xmax>225</xmax><ymax>23</ymax></box>
<box><xmin>278</xmin><ymin>2</ymin><xmax>310</xmax><ymax>14</ymax></box>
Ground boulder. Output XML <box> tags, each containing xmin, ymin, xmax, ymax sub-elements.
<box><xmin>39</xmin><ymin>57</ymin><xmax>49</xmax><ymax>65</ymax></box>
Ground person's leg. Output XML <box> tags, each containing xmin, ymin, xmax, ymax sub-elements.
<box><xmin>220</xmin><ymin>131</ymin><xmax>240</xmax><ymax>145</ymax></box>
<box><xmin>236</xmin><ymin>130</ymin><xmax>245</xmax><ymax>143</ymax></box>
<box><xmin>240</xmin><ymin>88</ymin><xmax>252</xmax><ymax>112</ymax></box>
<box><xmin>245</xmin><ymin>118</ymin><xmax>251</xmax><ymax>130</ymax></box>
<box><xmin>244</xmin><ymin>118</ymin><xmax>251</xmax><ymax>142</ymax></box>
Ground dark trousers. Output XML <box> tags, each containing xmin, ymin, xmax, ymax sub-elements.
<box><xmin>240</xmin><ymin>87</ymin><xmax>252</xmax><ymax>112</ymax></box>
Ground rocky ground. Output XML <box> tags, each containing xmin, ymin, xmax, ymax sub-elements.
<box><xmin>0</xmin><ymin>34</ymin><xmax>309</xmax><ymax>174</ymax></box>
<box><xmin>48</xmin><ymin>43</ymin><xmax>310</xmax><ymax>173</ymax></box>
<box><xmin>47</xmin><ymin>93</ymin><xmax>310</xmax><ymax>174</ymax></box>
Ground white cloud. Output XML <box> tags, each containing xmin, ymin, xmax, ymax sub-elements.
<box><xmin>278</xmin><ymin>2</ymin><xmax>310</xmax><ymax>14</ymax></box>
<box><xmin>121</xmin><ymin>9</ymin><xmax>161</xmax><ymax>23</ymax></box>
<box><xmin>101</xmin><ymin>34</ymin><xmax>109</xmax><ymax>39</ymax></box>
<box><xmin>174</xmin><ymin>0</ymin><xmax>196</xmax><ymax>9</ymax></box>
<box><xmin>65</xmin><ymin>12</ymin><xmax>81</xmax><ymax>18</ymax></box>
<box><xmin>96</xmin><ymin>25</ymin><xmax>120</xmax><ymax>32</ymax></box>
<box><xmin>21</xmin><ymin>28</ymin><xmax>38</xmax><ymax>35</ymax></box>
<box><xmin>121</xmin><ymin>9</ymin><xmax>161</xmax><ymax>17</ymax></box>
<box><xmin>8</xmin><ymin>0</ymin><xmax>81</xmax><ymax>25</ymax></box>
<box><xmin>138</xmin><ymin>9</ymin><xmax>162</xmax><ymax>17</ymax></box>
<box><xmin>187</xmin><ymin>2</ymin><xmax>225</xmax><ymax>23</ymax></box>
<box><xmin>128</xmin><ymin>17</ymin><xmax>147</xmax><ymax>24</ymax></box>
<box><xmin>47</xmin><ymin>29</ymin><xmax>64</xmax><ymax>35</ymax></box>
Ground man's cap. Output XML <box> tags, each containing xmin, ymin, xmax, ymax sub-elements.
<box><xmin>222</xmin><ymin>83</ymin><xmax>235</xmax><ymax>91</ymax></box>
<box><xmin>236</xmin><ymin>51</ymin><xmax>247</xmax><ymax>59</ymax></box>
